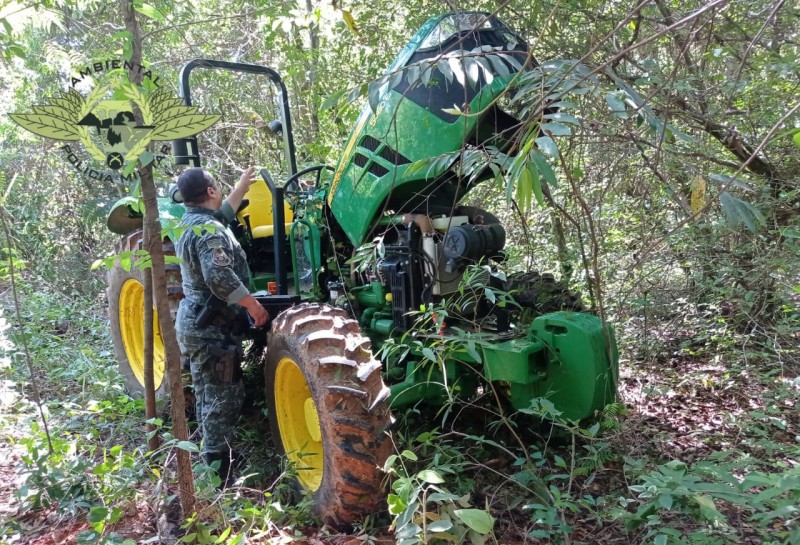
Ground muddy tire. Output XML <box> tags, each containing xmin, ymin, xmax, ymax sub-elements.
<box><xmin>107</xmin><ymin>230</ymin><xmax>183</xmax><ymax>397</ymax></box>
<box><xmin>505</xmin><ymin>271</ymin><xmax>584</xmax><ymax>314</ymax></box>
<box><xmin>265</xmin><ymin>303</ymin><xmax>393</xmax><ymax>527</ymax></box>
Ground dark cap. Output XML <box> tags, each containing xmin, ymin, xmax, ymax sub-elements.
<box><xmin>176</xmin><ymin>168</ymin><xmax>216</xmax><ymax>205</ymax></box>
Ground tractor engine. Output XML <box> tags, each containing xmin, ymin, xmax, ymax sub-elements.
<box><xmin>354</xmin><ymin>206</ymin><xmax>506</xmax><ymax>333</ymax></box>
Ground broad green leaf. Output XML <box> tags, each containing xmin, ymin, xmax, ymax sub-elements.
<box><xmin>417</xmin><ymin>469</ymin><xmax>445</xmax><ymax>484</ymax></box>
<box><xmin>401</xmin><ymin>449</ymin><xmax>418</xmax><ymax>461</ymax></box>
<box><xmin>780</xmin><ymin>228</ymin><xmax>800</xmax><ymax>239</ymax></box>
<box><xmin>135</xmin><ymin>4</ymin><xmax>165</xmax><ymax>22</ymax></box>
<box><xmin>528</xmin><ymin>163</ymin><xmax>543</xmax><ymax>206</ymax></box>
<box><xmin>485</xmin><ymin>54</ymin><xmax>509</xmax><ymax>78</ymax></box>
<box><xmin>341</xmin><ymin>9</ymin><xmax>358</xmax><ymax>35</ymax></box>
<box><xmin>447</xmin><ymin>56</ymin><xmax>466</xmax><ymax>87</ymax></box>
<box><xmin>535</xmin><ymin>136</ymin><xmax>558</xmax><ymax>158</ymax></box>
<box><xmin>406</xmin><ymin>64</ymin><xmax>420</xmax><ymax>86</ymax></box>
<box><xmin>464</xmin><ymin>57</ymin><xmax>480</xmax><ymax>88</ymax></box>
<box><xmin>428</xmin><ymin>492</ymin><xmax>460</xmax><ymax>502</ymax></box>
<box><xmin>420</xmin><ymin>63</ymin><xmax>434</xmax><ymax>87</ymax></box>
<box><xmin>692</xmin><ymin>494</ymin><xmax>722</xmax><ymax>521</ymax></box>
<box><xmin>320</xmin><ymin>89</ymin><xmax>346</xmax><ymax>110</ymax></box>
<box><xmin>541</xmin><ymin>122</ymin><xmax>571</xmax><ymax>136</ymax></box>
<box><xmin>422</xmin><ymin>347</ymin><xmax>436</xmax><ymax>362</ymax></box>
<box><xmin>453</xmin><ymin>509</ymin><xmax>494</xmax><ymax>534</ymax></box>
<box><xmin>367</xmin><ymin>78</ymin><xmax>384</xmax><ymax>113</ymax></box>
<box><xmin>176</xmin><ymin>440</ymin><xmax>199</xmax><ymax>453</ymax></box>
<box><xmin>77</xmin><ymin>531</ymin><xmax>101</xmax><ymax>545</ymax></box>
<box><xmin>108</xmin><ymin>507</ymin><xmax>123</xmax><ymax>524</ymax></box>
<box><xmin>465</xmin><ymin>340</ymin><xmax>482</xmax><ymax>363</ymax></box>
<box><xmin>437</xmin><ymin>59</ymin><xmax>454</xmax><ymax>85</ymax></box>
<box><xmin>530</xmin><ymin>150</ymin><xmax>557</xmax><ymax>187</ymax></box>
<box><xmin>517</xmin><ymin>165</ymin><xmax>533</xmax><ymax>212</ymax></box>
<box><xmin>389</xmin><ymin>70</ymin><xmax>404</xmax><ymax>91</ymax></box>
<box><xmin>654</xmin><ymin>535</ymin><xmax>668</xmax><ymax>545</ymax></box>
<box><xmin>87</xmin><ymin>506</ymin><xmax>109</xmax><ymax>523</ymax></box>
<box><xmin>544</xmin><ymin>112</ymin><xmax>579</xmax><ymax>125</ymax></box>
<box><xmin>719</xmin><ymin>191</ymin><xmax>764</xmax><ymax>233</ymax></box>
<box><xmin>605</xmin><ymin>92</ymin><xmax>627</xmax><ymax>118</ymax></box>
<box><xmin>346</xmin><ymin>83</ymin><xmax>368</xmax><ymax>105</ymax></box>
<box><xmin>793</xmin><ymin>131</ymin><xmax>800</xmax><ymax>149</ymax></box>
<box><xmin>427</xmin><ymin>520</ymin><xmax>453</xmax><ymax>533</ymax></box>
<box><xmin>396</xmin><ymin>523</ymin><xmax>423</xmax><ymax>540</ymax></box>
<box><xmin>215</xmin><ymin>526</ymin><xmax>231</xmax><ymax>543</ymax></box>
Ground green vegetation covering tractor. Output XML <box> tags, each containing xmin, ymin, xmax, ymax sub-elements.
<box><xmin>105</xmin><ymin>12</ymin><xmax>619</xmax><ymax>526</ymax></box>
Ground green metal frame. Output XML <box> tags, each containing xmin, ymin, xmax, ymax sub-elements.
<box><xmin>383</xmin><ymin>312</ymin><xmax>618</xmax><ymax>421</ymax></box>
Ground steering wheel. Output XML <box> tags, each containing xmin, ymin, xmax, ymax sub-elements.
<box><xmin>283</xmin><ymin>165</ymin><xmax>334</xmax><ymax>198</ymax></box>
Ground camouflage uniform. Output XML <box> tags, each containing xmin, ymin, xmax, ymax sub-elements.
<box><xmin>175</xmin><ymin>202</ymin><xmax>250</xmax><ymax>458</ymax></box>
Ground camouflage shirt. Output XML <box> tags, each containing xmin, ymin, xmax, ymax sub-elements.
<box><xmin>175</xmin><ymin>202</ymin><xmax>250</xmax><ymax>339</ymax></box>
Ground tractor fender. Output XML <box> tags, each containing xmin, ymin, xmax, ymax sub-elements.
<box><xmin>107</xmin><ymin>195</ymin><xmax>186</xmax><ymax>242</ymax></box>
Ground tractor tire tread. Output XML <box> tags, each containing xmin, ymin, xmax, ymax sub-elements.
<box><xmin>265</xmin><ymin>303</ymin><xmax>392</xmax><ymax>527</ymax></box>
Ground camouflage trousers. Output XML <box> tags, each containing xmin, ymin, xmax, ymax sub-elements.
<box><xmin>177</xmin><ymin>333</ymin><xmax>245</xmax><ymax>456</ymax></box>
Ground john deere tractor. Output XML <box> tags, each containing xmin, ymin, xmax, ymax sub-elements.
<box><xmin>106</xmin><ymin>12</ymin><xmax>618</xmax><ymax>526</ymax></box>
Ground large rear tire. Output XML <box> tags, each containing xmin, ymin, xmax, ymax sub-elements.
<box><xmin>107</xmin><ymin>230</ymin><xmax>183</xmax><ymax>397</ymax></box>
<box><xmin>265</xmin><ymin>303</ymin><xmax>393</xmax><ymax>527</ymax></box>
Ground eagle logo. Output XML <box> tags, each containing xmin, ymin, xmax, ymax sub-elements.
<box><xmin>10</xmin><ymin>82</ymin><xmax>220</xmax><ymax>171</ymax></box>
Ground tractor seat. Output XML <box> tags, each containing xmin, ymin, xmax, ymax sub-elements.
<box><xmin>237</xmin><ymin>182</ymin><xmax>293</xmax><ymax>239</ymax></box>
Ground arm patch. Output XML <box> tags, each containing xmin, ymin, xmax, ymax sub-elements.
<box><xmin>201</xmin><ymin>235</ymin><xmax>232</xmax><ymax>267</ymax></box>
<box><xmin>211</xmin><ymin>246</ymin><xmax>232</xmax><ymax>267</ymax></box>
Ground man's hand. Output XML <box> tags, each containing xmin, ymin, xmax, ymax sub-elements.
<box><xmin>225</xmin><ymin>166</ymin><xmax>258</xmax><ymax>213</ymax></box>
<box><xmin>238</xmin><ymin>294</ymin><xmax>269</xmax><ymax>327</ymax></box>
<box><xmin>235</xmin><ymin>166</ymin><xmax>257</xmax><ymax>192</ymax></box>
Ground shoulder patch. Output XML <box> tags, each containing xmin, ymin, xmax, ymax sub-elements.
<box><xmin>205</xmin><ymin>236</ymin><xmax>225</xmax><ymax>249</ymax></box>
<box><xmin>211</xmin><ymin>247</ymin><xmax>232</xmax><ymax>267</ymax></box>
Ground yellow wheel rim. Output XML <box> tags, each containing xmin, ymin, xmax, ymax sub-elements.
<box><xmin>119</xmin><ymin>278</ymin><xmax>165</xmax><ymax>390</ymax></box>
<box><xmin>274</xmin><ymin>356</ymin><xmax>323</xmax><ymax>491</ymax></box>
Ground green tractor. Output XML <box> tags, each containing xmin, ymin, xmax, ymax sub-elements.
<box><xmin>106</xmin><ymin>12</ymin><xmax>619</xmax><ymax>526</ymax></box>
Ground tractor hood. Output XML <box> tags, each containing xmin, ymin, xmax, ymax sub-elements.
<box><xmin>328</xmin><ymin>12</ymin><xmax>532</xmax><ymax>247</ymax></box>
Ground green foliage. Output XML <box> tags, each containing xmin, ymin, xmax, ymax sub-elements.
<box><xmin>619</xmin><ymin>457</ymin><xmax>800</xmax><ymax>545</ymax></box>
<box><xmin>384</xmin><ymin>431</ymin><xmax>496</xmax><ymax>545</ymax></box>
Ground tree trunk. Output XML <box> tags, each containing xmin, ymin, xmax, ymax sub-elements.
<box><xmin>143</xmin><ymin>266</ymin><xmax>159</xmax><ymax>451</ymax></box>
<box><xmin>120</xmin><ymin>0</ymin><xmax>195</xmax><ymax>517</ymax></box>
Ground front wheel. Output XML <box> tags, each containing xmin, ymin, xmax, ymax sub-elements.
<box><xmin>265</xmin><ymin>303</ymin><xmax>393</xmax><ymax>527</ymax></box>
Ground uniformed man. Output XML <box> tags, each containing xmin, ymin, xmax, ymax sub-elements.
<box><xmin>174</xmin><ymin>166</ymin><xmax>268</xmax><ymax>484</ymax></box>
